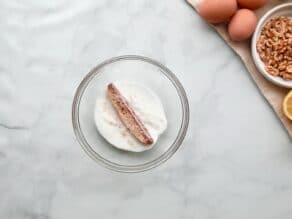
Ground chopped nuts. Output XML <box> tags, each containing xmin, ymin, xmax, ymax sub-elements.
<box><xmin>257</xmin><ymin>16</ymin><xmax>292</xmax><ymax>80</ymax></box>
<box><xmin>287</xmin><ymin>65</ymin><xmax>292</xmax><ymax>73</ymax></box>
<box><xmin>265</xmin><ymin>66</ymin><xmax>279</xmax><ymax>76</ymax></box>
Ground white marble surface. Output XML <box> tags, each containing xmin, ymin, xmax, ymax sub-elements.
<box><xmin>0</xmin><ymin>0</ymin><xmax>291</xmax><ymax>218</ymax></box>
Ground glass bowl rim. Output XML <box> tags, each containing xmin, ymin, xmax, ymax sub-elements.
<box><xmin>72</xmin><ymin>55</ymin><xmax>189</xmax><ymax>173</ymax></box>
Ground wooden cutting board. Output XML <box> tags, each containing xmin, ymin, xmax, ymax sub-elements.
<box><xmin>186</xmin><ymin>0</ymin><xmax>292</xmax><ymax>137</ymax></box>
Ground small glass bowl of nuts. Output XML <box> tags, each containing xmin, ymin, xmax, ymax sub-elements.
<box><xmin>252</xmin><ymin>3</ymin><xmax>292</xmax><ymax>88</ymax></box>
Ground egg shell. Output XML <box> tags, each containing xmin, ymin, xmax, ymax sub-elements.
<box><xmin>198</xmin><ymin>0</ymin><xmax>237</xmax><ymax>24</ymax></box>
<box><xmin>228</xmin><ymin>9</ymin><xmax>257</xmax><ymax>42</ymax></box>
<box><xmin>237</xmin><ymin>0</ymin><xmax>267</xmax><ymax>10</ymax></box>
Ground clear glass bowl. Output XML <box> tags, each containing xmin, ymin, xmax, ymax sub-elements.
<box><xmin>72</xmin><ymin>55</ymin><xmax>189</xmax><ymax>173</ymax></box>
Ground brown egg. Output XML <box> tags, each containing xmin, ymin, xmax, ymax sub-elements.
<box><xmin>228</xmin><ymin>9</ymin><xmax>257</xmax><ymax>41</ymax></box>
<box><xmin>198</xmin><ymin>0</ymin><xmax>237</xmax><ymax>24</ymax></box>
<box><xmin>237</xmin><ymin>0</ymin><xmax>267</xmax><ymax>10</ymax></box>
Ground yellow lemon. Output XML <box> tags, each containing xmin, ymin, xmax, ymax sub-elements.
<box><xmin>283</xmin><ymin>90</ymin><xmax>292</xmax><ymax>121</ymax></box>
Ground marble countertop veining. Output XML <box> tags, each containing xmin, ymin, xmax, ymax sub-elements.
<box><xmin>0</xmin><ymin>0</ymin><xmax>292</xmax><ymax>218</ymax></box>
